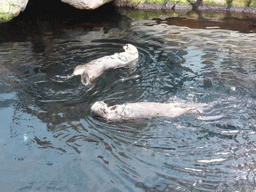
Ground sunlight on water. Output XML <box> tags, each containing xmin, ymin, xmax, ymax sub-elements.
<box><xmin>0</xmin><ymin>9</ymin><xmax>256</xmax><ymax>192</ymax></box>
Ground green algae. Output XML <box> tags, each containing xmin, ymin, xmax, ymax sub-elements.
<box><xmin>0</xmin><ymin>12</ymin><xmax>14</xmax><ymax>23</ymax></box>
<box><xmin>0</xmin><ymin>1</ymin><xmax>21</xmax><ymax>23</ymax></box>
<box><xmin>125</xmin><ymin>0</ymin><xmax>256</xmax><ymax>8</ymax></box>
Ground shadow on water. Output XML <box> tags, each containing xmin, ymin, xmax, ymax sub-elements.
<box><xmin>1</xmin><ymin>3</ymin><xmax>256</xmax><ymax>192</ymax></box>
<box><xmin>0</xmin><ymin>0</ymin><xmax>125</xmax><ymax>43</ymax></box>
<box><xmin>136</xmin><ymin>8</ymin><xmax>256</xmax><ymax>33</ymax></box>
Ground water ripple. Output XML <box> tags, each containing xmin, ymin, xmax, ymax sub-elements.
<box><xmin>1</xmin><ymin>12</ymin><xmax>256</xmax><ymax>191</ymax></box>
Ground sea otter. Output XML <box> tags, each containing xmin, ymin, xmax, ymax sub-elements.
<box><xmin>91</xmin><ymin>101</ymin><xmax>208</xmax><ymax>122</ymax></box>
<box><xmin>72</xmin><ymin>44</ymin><xmax>139</xmax><ymax>86</ymax></box>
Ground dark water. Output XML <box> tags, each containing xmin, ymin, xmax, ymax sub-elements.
<box><xmin>1</xmin><ymin>6</ymin><xmax>256</xmax><ymax>191</ymax></box>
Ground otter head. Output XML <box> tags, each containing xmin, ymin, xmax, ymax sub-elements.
<box><xmin>123</xmin><ymin>44</ymin><xmax>138</xmax><ymax>55</ymax></box>
<box><xmin>91</xmin><ymin>101</ymin><xmax>109</xmax><ymax>120</ymax></box>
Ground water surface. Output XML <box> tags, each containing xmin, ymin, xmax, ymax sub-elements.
<box><xmin>0</xmin><ymin>8</ymin><xmax>256</xmax><ymax>192</ymax></box>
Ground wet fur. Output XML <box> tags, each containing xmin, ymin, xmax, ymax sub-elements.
<box><xmin>72</xmin><ymin>44</ymin><xmax>139</xmax><ymax>86</ymax></box>
<box><xmin>91</xmin><ymin>101</ymin><xmax>208</xmax><ymax>122</ymax></box>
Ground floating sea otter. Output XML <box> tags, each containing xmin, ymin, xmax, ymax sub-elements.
<box><xmin>91</xmin><ymin>101</ymin><xmax>208</xmax><ymax>122</ymax></box>
<box><xmin>72</xmin><ymin>44</ymin><xmax>139</xmax><ymax>86</ymax></box>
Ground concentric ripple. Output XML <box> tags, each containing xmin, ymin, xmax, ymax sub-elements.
<box><xmin>1</xmin><ymin>12</ymin><xmax>256</xmax><ymax>192</ymax></box>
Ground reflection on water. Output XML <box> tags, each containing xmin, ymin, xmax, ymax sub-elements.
<box><xmin>1</xmin><ymin>7</ymin><xmax>256</xmax><ymax>192</ymax></box>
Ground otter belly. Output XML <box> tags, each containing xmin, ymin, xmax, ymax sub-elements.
<box><xmin>79</xmin><ymin>56</ymin><xmax>137</xmax><ymax>86</ymax></box>
<box><xmin>72</xmin><ymin>45</ymin><xmax>139</xmax><ymax>86</ymax></box>
<box><xmin>91</xmin><ymin>101</ymin><xmax>208</xmax><ymax>122</ymax></box>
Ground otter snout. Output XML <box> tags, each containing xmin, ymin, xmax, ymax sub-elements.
<box><xmin>123</xmin><ymin>44</ymin><xmax>129</xmax><ymax>51</ymax></box>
